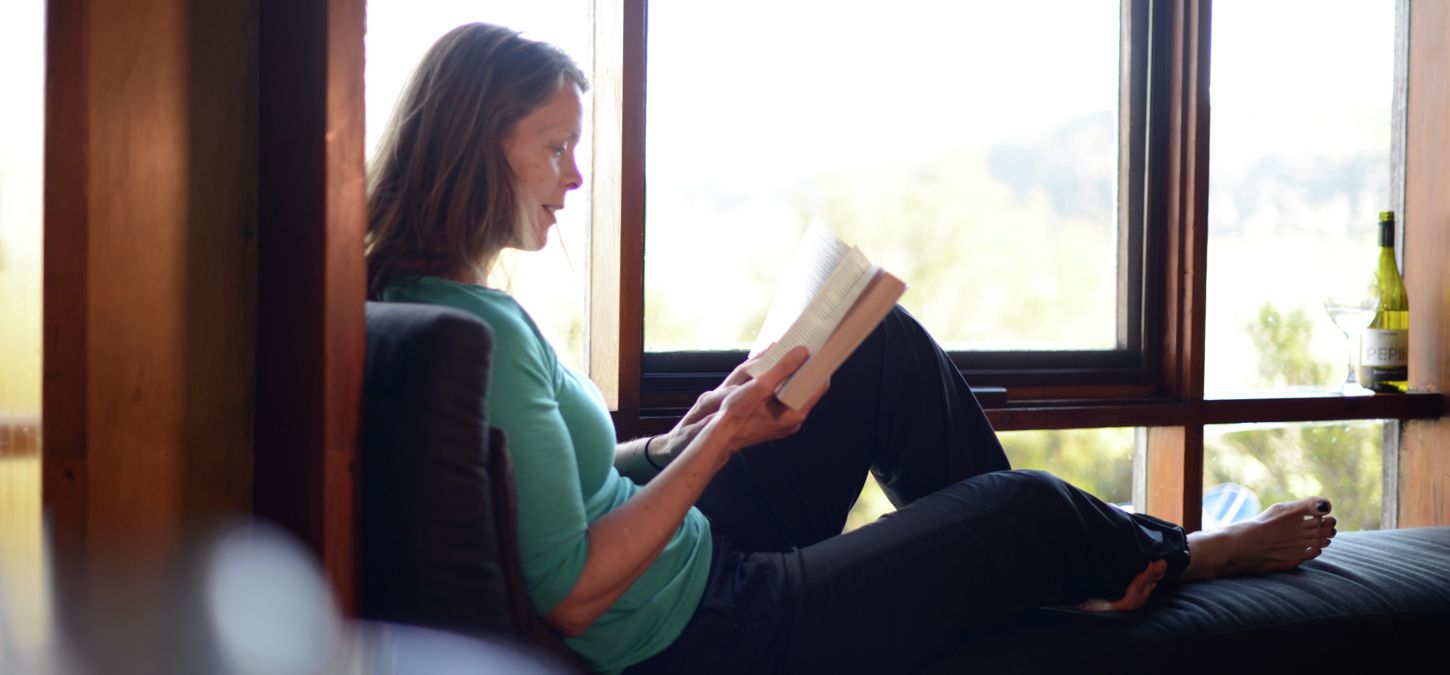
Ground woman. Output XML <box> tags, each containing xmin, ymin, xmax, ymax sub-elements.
<box><xmin>366</xmin><ymin>24</ymin><xmax>1338</xmax><ymax>675</ymax></box>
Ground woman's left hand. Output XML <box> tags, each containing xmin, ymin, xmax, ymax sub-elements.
<box><xmin>709</xmin><ymin>346</ymin><xmax>828</xmax><ymax>452</ymax></box>
<box><xmin>657</xmin><ymin>347</ymin><xmax>826</xmax><ymax>465</ymax></box>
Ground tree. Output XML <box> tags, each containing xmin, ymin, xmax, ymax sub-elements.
<box><xmin>1204</xmin><ymin>304</ymin><xmax>1382</xmax><ymax>531</ymax></box>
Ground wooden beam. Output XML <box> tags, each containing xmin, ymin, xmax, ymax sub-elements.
<box><xmin>986</xmin><ymin>393</ymin><xmax>1440</xmax><ymax>431</ymax></box>
<box><xmin>1140</xmin><ymin>0</ymin><xmax>1212</xmax><ymax>531</ymax></box>
<box><xmin>590</xmin><ymin>0</ymin><xmax>647</xmax><ymax>420</ymax></box>
<box><xmin>1400</xmin><ymin>0</ymin><xmax>1450</xmax><ymax>527</ymax></box>
<box><xmin>257</xmin><ymin>0</ymin><xmax>365</xmax><ymax>612</ymax></box>
<box><xmin>42</xmin><ymin>0</ymin><xmax>258</xmax><ymax>666</ymax></box>
<box><xmin>42</xmin><ymin>0</ymin><xmax>91</xmax><ymax>568</ymax></box>
<box><xmin>43</xmin><ymin>0</ymin><xmax>257</xmax><ymax>565</ymax></box>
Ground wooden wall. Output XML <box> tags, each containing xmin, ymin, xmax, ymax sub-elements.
<box><xmin>1401</xmin><ymin>0</ymin><xmax>1450</xmax><ymax>526</ymax></box>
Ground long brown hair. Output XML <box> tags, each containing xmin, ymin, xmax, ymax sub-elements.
<box><xmin>366</xmin><ymin>23</ymin><xmax>588</xmax><ymax>297</ymax></box>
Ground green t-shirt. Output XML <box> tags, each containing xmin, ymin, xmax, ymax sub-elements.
<box><xmin>382</xmin><ymin>276</ymin><xmax>712</xmax><ymax>674</ymax></box>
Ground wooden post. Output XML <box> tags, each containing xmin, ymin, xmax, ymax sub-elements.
<box><xmin>1143</xmin><ymin>0</ymin><xmax>1211</xmax><ymax>532</ymax></box>
<box><xmin>256</xmin><ymin>0</ymin><xmax>366</xmax><ymax>612</ymax></box>
<box><xmin>43</xmin><ymin>0</ymin><xmax>257</xmax><ymax>666</ymax></box>
<box><xmin>1399</xmin><ymin>0</ymin><xmax>1450</xmax><ymax>527</ymax></box>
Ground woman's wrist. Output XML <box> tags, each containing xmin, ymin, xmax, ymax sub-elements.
<box><xmin>643</xmin><ymin>435</ymin><xmax>665</xmax><ymax>470</ymax></box>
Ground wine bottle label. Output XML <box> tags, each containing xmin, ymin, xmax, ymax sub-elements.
<box><xmin>1360</xmin><ymin>328</ymin><xmax>1408</xmax><ymax>384</ymax></box>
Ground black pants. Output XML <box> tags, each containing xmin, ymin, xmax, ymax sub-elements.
<box><xmin>626</xmin><ymin>307</ymin><xmax>1189</xmax><ymax>675</ymax></box>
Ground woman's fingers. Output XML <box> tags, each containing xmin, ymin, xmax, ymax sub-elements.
<box><xmin>681</xmin><ymin>388</ymin><xmax>726</xmax><ymax>426</ymax></box>
<box><xmin>712</xmin><ymin>347</ymin><xmax>815</xmax><ymax>449</ymax></box>
<box><xmin>752</xmin><ymin>346</ymin><xmax>810</xmax><ymax>391</ymax></box>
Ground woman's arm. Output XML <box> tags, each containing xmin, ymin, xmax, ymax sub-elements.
<box><xmin>614</xmin><ymin>369</ymin><xmax>741</xmax><ymax>484</ymax></box>
<box><xmin>614</xmin><ymin>417</ymin><xmax>708</xmax><ymax>484</ymax></box>
<box><xmin>546</xmin><ymin>347</ymin><xmax>826</xmax><ymax>636</ymax></box>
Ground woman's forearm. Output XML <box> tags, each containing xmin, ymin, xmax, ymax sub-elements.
<box><xmin>551</xmin><ymin>348</ymin><xmax>816</xmax><ymax>637</ymax></box>
<box><xmin>613</xmin><ymin>417</ymin><xmax>706</xmax><ymax>484</ymax></box>
<box><xmin>548</xmin><ymin>417</ymin><xmax>734</xmax><ymax>636</ymax></box>
<box><xmin>613</xmin><ymin>436</ymin><xmax>659</xmax><ymax>484</ymax></box>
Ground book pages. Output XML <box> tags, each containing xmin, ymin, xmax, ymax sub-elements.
<box><xmin>746</xmin><ymin>222</ymin><xmax>874</xmax><ymax>378</ymax></box>
<box><xmin>751</xmin><ymin>220</ymin><xmax>851</xmax><ymax>355</ymax></box>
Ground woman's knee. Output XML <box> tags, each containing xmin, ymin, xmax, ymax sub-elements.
<box><xmin>994</xmin><ymin>469</ymin><xmax>1075</xmax><ymax>511</ymax></box>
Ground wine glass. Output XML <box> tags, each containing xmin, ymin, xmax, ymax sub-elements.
<box><xmin>1322</xmin><ymin>292</ymin><xmax>1379</xmax><ymax>396</ymax></box>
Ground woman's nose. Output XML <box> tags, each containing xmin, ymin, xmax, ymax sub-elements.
<box><xmin>564</xmin><ymin>155</ymin><xmax>583</xmax><ymax>191</ymax></box>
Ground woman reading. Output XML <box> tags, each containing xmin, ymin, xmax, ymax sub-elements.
<box><xmin>366</xmin><ymin>24</ymin><xmax>1337</xmax><ymax>675</ymax></box>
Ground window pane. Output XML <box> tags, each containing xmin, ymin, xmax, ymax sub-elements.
<box><xmin>1205</xmin><ymin>1</ymin><xmax>1397</xmax><ymax>395</ymax></box>
<box><xmin>845</xmin><ymin>427</ymin><xmax>1136</xmax><ymax>531</ymax></box>
<box><xmin>0</xmin><ymin>0</ymin><xmax>49</xmax><ymax>652</ymax></box>
<box><xmin>1204</xmin><ymin>421</ymin><xmax>1384</xmax><ymax>532</ymax></box>
<box><xmin>1001</xmin><ymin>428</ymin><xmax>1135</xmax><ymax>507</ymax></box>
<box><xmin>364</xmin><ymin>2</ymin><xmax>593</xmax><ymax>372</ymax></box>
<box><xmin>646</xmin><ymin>1</ymin><xmax>1122</xmax><ymax>353</ymax></box>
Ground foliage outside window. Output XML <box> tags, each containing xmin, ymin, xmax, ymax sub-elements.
<box><xmin>645</xmin><ymin>0</ymin><xmax>1123</xmax><ymax>355</ymax></box>
<box><xmin>1205</xmin><ymin>0</ymin><xmax>1397</xmax><ymax>396</ymax></box>
<box><xmin>846</xmin><ymin>428</ymin><xmax>1136</xmax><ymax>532</ymax></box>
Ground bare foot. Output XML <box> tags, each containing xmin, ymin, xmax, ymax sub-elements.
<box><xmin>1079</xmin><ymin>559</ymin><xmax>1168</xmax><ymax>612</ymax></box>
<box><xmin>1181</xmin><ymin>497</ymin><xmax>1338</xmax><ymax>581</ymax></box>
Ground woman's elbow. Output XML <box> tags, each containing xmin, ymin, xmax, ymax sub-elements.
<box><xmin>544</xmin><ymin>603</ymin><xmax>594</xmax><ymax>638</ymax></box>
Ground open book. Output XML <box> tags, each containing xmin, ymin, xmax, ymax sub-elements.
<box><xmin>744</xmin><ymin>221</ymin><xmax>907</xmax><ymax>409</ymax></box>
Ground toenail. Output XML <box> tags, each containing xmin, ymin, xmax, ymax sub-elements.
<box><xmin>1316</xmin><ymin>499</ymin><xmax>1330</xmax><ymax>513</ymax></box>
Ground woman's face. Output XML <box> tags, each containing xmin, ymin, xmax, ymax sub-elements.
<box><xmin>503</xmin><ymin>82</ymin><xmax>584</xmax><ymax>251</ymax></box>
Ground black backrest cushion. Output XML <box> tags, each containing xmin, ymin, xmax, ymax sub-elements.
<box><xmin>358</xmin><ymin>301</ymin><xmax>513</xmax><ymax>635</ymax></box>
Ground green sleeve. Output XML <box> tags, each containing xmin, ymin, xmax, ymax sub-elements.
<box><xmin>475</xmin><ymin>302</ymin><xmax>591</xmax><ymax>615</ymax></box>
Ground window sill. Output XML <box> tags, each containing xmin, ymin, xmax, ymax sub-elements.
<box><xmin>985</xmin><ymin>391</ymin><xmax>1442</xmax><ymax>431</ymax></box>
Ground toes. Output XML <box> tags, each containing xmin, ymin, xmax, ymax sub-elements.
<box><xmin>1303</xmin><ymin>514</ymin><xmax>1339</xmax><ymax>533</ymax></box>
<box><xmin>1294</xmin><ymin>497</ymin><xmax>1332</xmax><ymax>517</ymax></box>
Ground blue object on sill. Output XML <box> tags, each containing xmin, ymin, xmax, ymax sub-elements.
<box><xmin>1201</xmin><ymin>482</ymin><xmax>1261</xmax><ymax>531</ymax></box>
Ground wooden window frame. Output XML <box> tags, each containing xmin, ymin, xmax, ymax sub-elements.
<box><xmin>587</xmin><ymin>0</ymin><xmax>1442</xmax><ymax>531</ymax></box>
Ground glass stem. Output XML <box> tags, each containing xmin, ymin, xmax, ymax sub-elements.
<box><xmin>1344</xmin><ymin>332</ymin><xmax>1358</xmax><ymax>386</ymax></box>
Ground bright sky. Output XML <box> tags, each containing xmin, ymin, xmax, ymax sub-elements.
<box><xmin>0</xmin><ymin>0</ymin><xmax>1402</xmax><ymax>384</ymax></box>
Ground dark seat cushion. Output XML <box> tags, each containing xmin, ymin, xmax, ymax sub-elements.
<box><xmin>922</xmin><ymin>527</ymin><xmax>1450</xmax><ymax>673</ymax></box>
<box><xmin>358</xmin><ymin>301</ymin><xmax>584</xmax><ymax>671</ymax></box>
<box><xmin>358</xmin><ymin>301</ymin><xmax>515</xmax><ymax>635</ymax></box>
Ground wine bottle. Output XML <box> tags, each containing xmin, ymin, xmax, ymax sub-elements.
<box><xmin>1359</xmin><ymin>211</ymin><xmax>1409</xmax><ymax>393</ymax></box>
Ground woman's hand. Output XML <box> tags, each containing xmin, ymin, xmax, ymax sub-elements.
<box><xmin>647</xmin><ymin>347</ymin><xmax>827</xmax><ymax>471</ymax></box>
<box><xmin>708</xmin><ymin>346</ymin><xmax>828</xmax><ymax>452</ymax></box>
<box><xmin>553</xmin><ymin>346</ymin><xmax>826</xmax><ymax>636</ymax></box>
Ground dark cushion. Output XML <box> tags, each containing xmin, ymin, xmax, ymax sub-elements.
<box><xmin>358</xmin><ymin>301</ymin><xmax>514</xmax><ymax>635</ymax></box>
<box><xmin>922</xmin><ymin>527</ymin><xmax>1450</xmax><ymax>673</ymax></box>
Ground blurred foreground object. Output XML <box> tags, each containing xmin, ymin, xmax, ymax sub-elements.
<box><xmin>1</xmin><ymin>518</ymin><xmax>571</xmax><ymax>674</ymax></box>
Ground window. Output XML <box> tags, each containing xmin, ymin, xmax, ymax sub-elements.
<box><xmin>1205</xmin><ymin>420</ymin><xmax>1387</xmax><ymax>532</ymax></box>
<box><xmin>358</xmin><ymin>0</ymin><xmax>1440</xmax><ymax>530</ymax></box>
<box><xmin>646</xmin><ymin>1</ymin><xmax>1124</xmax><ymax>354</ymax></box>
<box><xmin>847</xmin><ymin>427</ymin><xmax>1138</xmax><ymax>531</ymax></box>
<box><xmin>1205</xmin><ymin>1</ymin><xmax>1398</xmax><ymax>397</ymax></box>
<box><xmin>643</xmin><ymin>0</ymin><xmax>1153</xmax><ymax>394</ymax></box>
<box><xmin>0</xmin><ymin>0</ymin><xmax>49</xmax><ymax>652</ymax></box>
